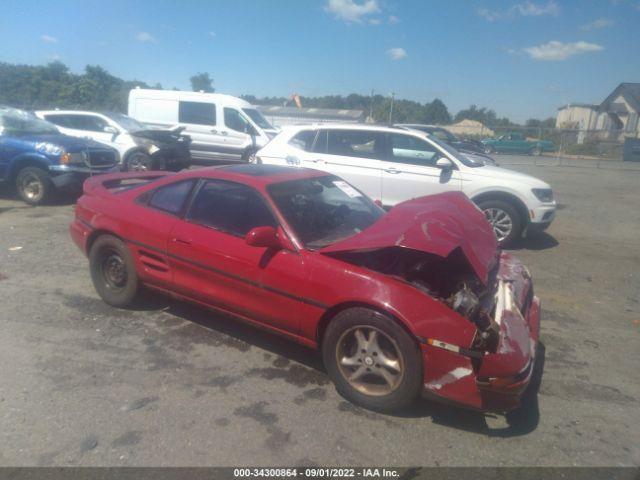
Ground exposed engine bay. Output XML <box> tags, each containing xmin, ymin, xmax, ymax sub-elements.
<box><xmin>329</xmin><ymin>246</ymin><xmax>500</xmax><ymax>352</ymax></box>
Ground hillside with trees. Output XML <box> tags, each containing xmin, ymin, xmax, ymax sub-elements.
<box><xmin>0</xmin><ymin>61</ymin><xmax>551</xmax><ymax>128</ymax></box>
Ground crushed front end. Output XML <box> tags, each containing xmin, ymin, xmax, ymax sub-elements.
<box><xmin>421</xmin><ymin>251</ymin><xmax>540</xmax><ymax>412</ymax></box>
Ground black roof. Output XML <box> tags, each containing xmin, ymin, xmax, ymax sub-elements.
<box><xmin>600</xmin><ymin>83</ymin><xmax>640</xmax><ymax>113</ymax></box>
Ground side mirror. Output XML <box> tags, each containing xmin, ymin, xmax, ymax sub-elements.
<box><xmin>436</xmin><ymin>157</ymin><xmax>453</xmax><ymax>169</ymax></box>
<box><xmin>245</xmin><ymin>226</ymin><xmax>281</xmax><ymax>249</ymax></box>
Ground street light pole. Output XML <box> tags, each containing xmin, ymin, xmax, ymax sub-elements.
<box><xmin>388</xmin><ymin>92</ymin><xmax>395</xmax><ymax>125</ymax></box>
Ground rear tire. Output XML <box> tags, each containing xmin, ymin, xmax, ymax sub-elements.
<box><xmin>15</xmin><ymin>167</ymin><xmax>55</xmax><ymax>205</ymax></box>
<box><xmin>322</xmin><ymin>307</ymin><xmax>422</xmax><ymax>413</ymax></box>
<box><xmin>89</xmin><ymin>235</ymin><xmax>139</xmax><ymax>307</ymax></box>
<box><xmin>477</xmin><ymin>199</ymin><xmax>523</xmax><ymax>247</ymax></box>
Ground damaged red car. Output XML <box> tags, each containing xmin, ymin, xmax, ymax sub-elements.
<box><xmin>70</xmin><ymin>164</ymin><xmax>540</xmax><ymax>413</ymax></box>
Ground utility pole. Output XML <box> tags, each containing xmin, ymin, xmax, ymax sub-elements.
<box><xmin>388</xmin><ymin>92</ymin><xmax>395</xmax><ymax>125</ymax></box>
<box><xmin>369</xmin><ymin>89</ymin><xmax>374</xmax><ymax>122</ymax></box>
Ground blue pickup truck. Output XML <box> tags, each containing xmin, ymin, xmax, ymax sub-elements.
<box><xmin>0</xmin><ymin>107</ymin><xmax>117</xmax><ymax>205</ymax></box>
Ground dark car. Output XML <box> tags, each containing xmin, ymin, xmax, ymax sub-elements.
<box><xmin>0</xmin><ymin>107</ymin><xmax>117</xmax><ymax>205</ymax></box>
<box><xmin>71</xmin><ymin>164</ymin><xmax>541</xmax><ymax>413</ymax></box>
<box><xmin>396</xmin><ymin>124</ymin><xmax>496</xmax><ymax>164</ymax></box>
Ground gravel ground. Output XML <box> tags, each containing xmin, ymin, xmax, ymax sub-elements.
<box><xmin>0</xmin><ymin>156</ymin><xmax>638</xmax><ymax>467</ymax></box>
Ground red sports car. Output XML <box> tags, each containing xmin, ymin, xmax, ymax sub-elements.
<box><xmin>70</xmin><ymin>164</ymin><xmax>540</xmax><ymax>413</ymax></box>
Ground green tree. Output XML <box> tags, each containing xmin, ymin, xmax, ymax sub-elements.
<box><xmin>190</xmin><ymin>72</ymin><xmax>214</xmax><ymax>93</ymax></box>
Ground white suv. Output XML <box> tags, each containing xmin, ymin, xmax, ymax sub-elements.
<box><xmin>255</xmin><ymin>124</ymin><xmax>556</xmax><ymax>245</ymax></box>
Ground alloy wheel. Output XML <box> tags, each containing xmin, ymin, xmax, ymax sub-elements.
<box><xmin>335</xmin><ymin>326</ymin><xmax>404</xmax><ymax>396</ymax></box>
<box><xmin>484</xmin><ymin>207</ymin><xmax>513</xmax><ymax>242</ymax></box>
<box><xmin>127</xmin><ymin>154</ymin><xmax>151</xmax><ymax>171</ymax></box>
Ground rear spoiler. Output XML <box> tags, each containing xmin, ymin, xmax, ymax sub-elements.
<box><xmin>82</xmin><ymin>171</ymin><xmax>172</xmax><ymax>196</ymax></box>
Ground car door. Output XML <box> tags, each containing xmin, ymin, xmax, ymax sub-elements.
<box><xmin>379</xmin><ymin>132</ymin><xmax>462</xmax><ymax>207</ymax></box>
<box><xmin>298</xmin><ymin>129</ymin><xmax>384</xmax><ymax>203</ymax></box>
<box><xmin>177</xmin><ymin>101</ymin><xmax>228</xmax><ymax>160</ymax></box>
<box><xmin>167</xmin><ymin>179</ymin><xmax>308</xmax><ymax>334</ymax></box>
<box><xmin>223</xmin><ymin>107</ymin><xmax>253</xmax><ymax>151</ymax></box>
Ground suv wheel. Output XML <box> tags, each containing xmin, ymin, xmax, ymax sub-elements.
<box><xmin>89</xmin><ymin>235</ymin><xmax>139</xmax><ymax>307</ymax></box>
<box><xmin>477</xmin><ymin>199</ymin><xmax>523</xmax><ymax>246</ymax></box>
<box><xmin>322</xmin><ymin>307</ymin><xmax>422</xmax><ymax>412</ymax></box>
<box><xmin>16</xmin><ymin>167</ymin><xmax>54</xmax><ymax>205</ymax></box>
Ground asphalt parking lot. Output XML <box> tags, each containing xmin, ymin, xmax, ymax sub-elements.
<box><xmin>0</xmin><ymin>155</ymin><xmax>639</xmax><ymax>467</ymax></box>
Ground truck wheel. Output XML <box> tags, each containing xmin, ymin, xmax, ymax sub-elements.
<box><xmin>124</xmin><ymin>152</ymin><xmax>155</xmax><ymax>171</ymax></box>
<box><xmin>16</xmin><ymin>167</ymin><xmax>55</xmax><ymax>205</ymax></box>
<box><xmin>322</xmin><ymin>307</ymin><xmax>422</xmax><ymax>413</ymax></box>
<box><xmin>477</xmin><ymin>199</ymin><xmax>523</xmax><ymax>246</ymax></box>
<box><xmin>89</xmin><ymin>235</ymin><xmax>139</xmax><ymax>308</ymax></box>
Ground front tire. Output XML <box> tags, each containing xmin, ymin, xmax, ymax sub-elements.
<box><xmin>242</xmin><ymin>148</ymin><xmax>258</xmax><ymax>164</ymax></box>
<box><xmin>477</xmin><ymin>199</ymin><xmax>523</xmax><ymax>246</ymax></box>
<box><xmin>16</xmin><ymin>167</ymin><xmax>55</xmax><ymax>205</ymax></box>
<box><xmin>322</xmin><ymin>308</ymin><xmax>422</xmax><ymax>412</ymax></box>
<box><xmin>124</xmin><ymin>151</ymin><xmax>155</xmax><ymax>171</ymax></box>
<box><xmin>89</xmin><ymin>235</ymin><xmax>139</xmax><ymax>307</ymax></box>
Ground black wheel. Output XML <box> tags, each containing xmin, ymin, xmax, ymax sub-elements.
<box><xmin>531</xmin><ymin>146</ymin><xmax>543</xmax><ymax>156</ymax></box>
<box><xmin>15</xmin><ymin>167</ymin><xmax>55</xmax><ymax>205</ymax></box>
<box><xmin>483</xmin><ymin>145</ymin><xmax>495</xmax><ymax>155</ymax></box>
<box><xmin>242</xmin><ymin>148</ymin><xmax>258</xmax><ymax>164</ymax></box>
<box><xmin>477</xmin><ymin>199</ymin><xmax>523</xmax><ymax>246</ymax></box>
<box><xmin>124</xmin><ymin>151</ymin><xmax>155</xmax><ymax>171</ymax></box>
<box><xmin>322</xmin><ymin>307</ymin><xmax>422</xmax><ymax>412</ymax></box>
<box><xmin>89</xmin><ymin>235</ymin><xmax>139</xmax><ymax>307</ymax></box>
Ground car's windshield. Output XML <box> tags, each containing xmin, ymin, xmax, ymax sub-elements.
<box><xmin>242</xmin><ymin>108</ymin><xmax>273</xmax><ymax>130</ymax></box>
<box><xmin>268</xmin><ymin>176</ymin><xmax>385</xmax><ymax>249</ymax></box>
<box><xmin>427</xmin><ymin>134</ymin><xmax>485</xmax><ymax>168</ymax></box>
<box><xmin>104</xmin><ymin>112</ymin><xmax>145</xmax><ymax>131</ymax></box>
<box><xmin>0</xmin><ymin>108</ymin><xmax>59</xmax><ymax>135</ymax></box>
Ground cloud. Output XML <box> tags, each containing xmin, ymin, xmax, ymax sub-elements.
<box><xmin>41</xmin><ymin>34</ymin><xmax>58</xmax><ymax>44</ymax></box>
<box><xmin>387</xmin><ymin>47</ymin><xmax>407</xmax><ymax>60</ymax></box>
<box><xmin>523</xmin><ymin>40</ymin><xmax>603</xmax><ymax>60</ymax></box>
<box><xmin>581</xmin><ymin>17</ymin><xmax>614</xmax><ymax>30</ymax></box>
<box><xmin>388</xmin><ymin>15</ymin><xmax>400</xmax><ymax>24</ymax></box>
<box><xmin>47</xmin><ymin>53</ymin><xmax>61</xmax><ymax>61</ymax></box>
<box><xmin>324</xmin><ymin>0</ymin><xmax>380</xmax><ymax>23</ymax></box>
<box><xmin>208</xmin><ymin>31</ymin><xmax>216</xmax><ymax>38</ymax></box>
<box><xmin>136</xmin><ymin>32</ymin><xmax>157</xmax><ymax>43</ymax></box>
<box><xmin>368</xmin><ymin>18</ymin><xmax>381</xmax><ymax>25</ymax></box>
<box><xmin>478</xmin><ymin>1</ymin><xmax>559</xmax><ymax>21</ymax></box>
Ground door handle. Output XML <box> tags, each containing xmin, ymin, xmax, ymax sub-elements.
<box><xmin>385</xmin><ymin>167</ymin><xmax>401</xmax><ymax>174</ymax></box>
<box><xmin>172</xmin><ymin>237</ymin><xmax>192</xmax><ymax>245</ymax></box>
<box><xmin>211</xmin><ymin>129</ymin><xmax>218</xmax><ymax>134</ymax></box>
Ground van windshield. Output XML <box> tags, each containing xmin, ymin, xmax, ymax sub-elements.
<box><xmin>242</xmin><ymin>108</ymin><xmax>273</xmax><ymax>130</ymax></box>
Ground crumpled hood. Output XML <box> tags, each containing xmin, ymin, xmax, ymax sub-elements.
<box><xmin>320</xmin><ymin>192</ymin><xmax>498</xmax><ymax>284</ymax></box>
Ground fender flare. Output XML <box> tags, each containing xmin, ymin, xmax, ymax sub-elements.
<box><xmin>7</xmin><ymin>154</ymin><xmax>52</xmax><ymax>181</ymax></box>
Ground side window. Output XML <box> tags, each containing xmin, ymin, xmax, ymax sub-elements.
<box><xmin>68</xmin><ymin>115</ymin><xmax>108</xmax><ymax>132</ymax></box>
<box><xmin>147</xmin><ymin>180</ymin><xmax>196</xmax><ymax>215</ymax></box>
<box><xmin>224</xmin><ymin>108</ymin><xmax>251</xmax><ymax>133</ymax></box>
<box><xmin>186</xmin><ymin>180</ymin><xmax>276</xmax><ymax>237</ymax></box>
<box><xmin>288</xmin><ymin>130</ymin><xmax>317</xmax><ymax>151</ymax></box>
<box><xmin>388</xmin><ymin>133</ymin><xmax>441</xmax><ymax>166</ymax></box>
<box><xmin>43</xmin><ymin>115</ymin><xmax>72</xmax><ymax>128</ymax></box>
<box><xmin>179</xmin><ymin>101</ymin><xmax>216</xmax><ymax>126</ymax></box>
<box><xmin>327</xmin><ymin>130</ymin><xmax>384</xmax><ymax>159</ymax></box>
<box><xmin>312</xmin><ymin>130</ymin><xmax>328</xmax><ymax>153</ymax></box>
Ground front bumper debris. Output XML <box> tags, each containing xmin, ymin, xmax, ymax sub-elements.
<box><xmin>421</xmin><ymin>252</ymin><xmax>540</xmax><ymax>412</ymax></box>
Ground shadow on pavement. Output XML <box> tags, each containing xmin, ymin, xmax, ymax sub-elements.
<box><xmin>508</xmin><ymin>232</ymin><xmax>559</xmax><ymax>251</ymax></box>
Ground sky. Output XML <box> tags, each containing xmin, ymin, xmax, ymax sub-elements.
<box><xmin>1</xmin><ymin>0</ymin><xmax>639</xmax><ymax>123</ymax></box>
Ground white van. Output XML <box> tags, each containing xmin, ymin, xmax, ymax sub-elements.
<box><xmin>128</xmin><ymin>88</ymin><xmax>279</xmax><ymax>162</ymax></box>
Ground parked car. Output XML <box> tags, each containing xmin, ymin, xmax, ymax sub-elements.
<box><xmin>71</xmin><ymin>164</ymin><xmax>541</xmax><ymax>413</ymax></box>
<box><xmin>396</xmin><ymin>124</ymin><xmax>493</xmax><ymax>161</ymax></box>
<box><xmin>0</xmin><ymin>107</ymin><xmax>117</xmax><ymax>205</ymax></box>
<box><xmin>255</xmin><ymin>124</ymin><xmax>556</xmax><ymax>245</ymax></box>
<box><xmin>35</xmin><ymin>110</ymin><xmax>191</xmax><ymax>172</ymax></box>
<box><xmin>481</xmin><ymin>132</ymin><xmax>554</xmax><ymax>155</ymax></box>
<box><xmin>127</xmin><ymin>88</ymin><xmax>279</xmax><ymax>163</ymax></box>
